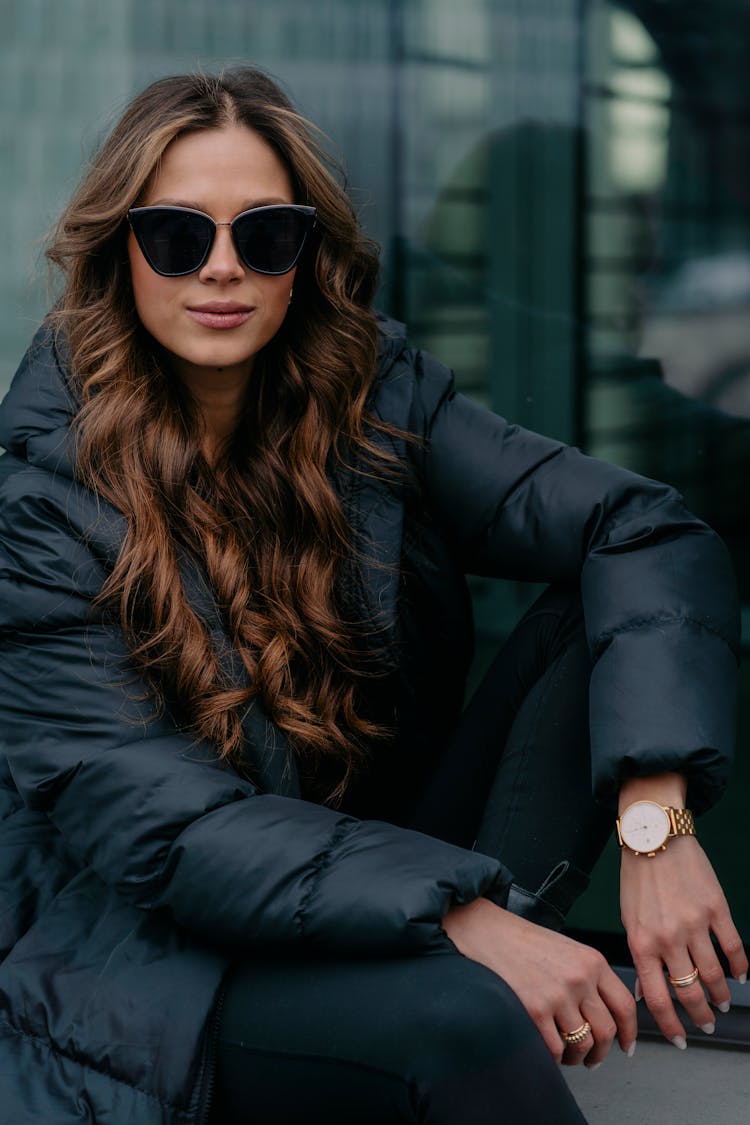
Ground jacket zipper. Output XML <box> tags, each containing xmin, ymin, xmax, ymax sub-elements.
<box><xmin>196</xmin><ymin>983</ymin><xmax>227</xmax><ymax>1125</ymax></box>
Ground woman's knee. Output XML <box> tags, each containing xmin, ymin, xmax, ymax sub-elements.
<box><xmin>403</xmin><ymin>955</ymin><xmax>585</xmax><ymax>1123</ymax></box>
<box><xmin>215</xmin><ymin>950</ymin><xmax>584</xmax><ymax>1124</ymax></box>
<box><xmin>400</xmin><ymin>956</ymin><xmax>547</xmax><ymax>1082</ymax></box>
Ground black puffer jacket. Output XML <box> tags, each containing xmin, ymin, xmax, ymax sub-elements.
<box><xmin>0</xmin><ymin>318</ymin><xmax>739</xmax><ymax>1123</ymax></box>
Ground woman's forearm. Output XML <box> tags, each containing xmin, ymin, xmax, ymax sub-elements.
<box><xmin>618</xmin><ymin>771</ymin><xmax>687</xmax><ymax>815</ymax></box>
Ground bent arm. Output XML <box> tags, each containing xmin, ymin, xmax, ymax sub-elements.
<box><xmin>404</xmin><ymin>352</ymin><xmax>746</xmax><ymax>1050</ymax></box>
<box><xmin>410</xmin><ymin>352</ymin><xmax>739</xmax><ymax>812</ymax></box>
<box><xmin>0</xmin><ymin>474</ymin><xmax>508</xmax><ymax>956</ymax></box>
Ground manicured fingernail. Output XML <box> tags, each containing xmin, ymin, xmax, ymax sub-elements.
<box><xmin>626</xmin><ymin>1042</ymin><xmax>637</xmax><ymax>1058</ymax></box>
<box><xmin>738</xmin><ymin>973</ymin><xmax>747</xmax><ymax>984</ymax></box>
<box><xmin>634</xmin><ymin>977</ymin><xmax>643</xmax><ymax>1002</ymax></box>
<box><xmin>717</xmin><ymin>1000</ymin><xmax>731</xmax><ymax>1013</ymax></box>
<box><xmin>700</xmin><ymin>1022</ymin><xmax>716</xmax><ymax>1035</ymax></box>
<box><xmin>671</xmin><ymin>1036</ymin><xmax>687</xmax><ymax>1050</ymax></box>
<box><xmin>587</xmin><ymin>1062</ymin><xmax>603</xmax><ymax>1071</ymax></box>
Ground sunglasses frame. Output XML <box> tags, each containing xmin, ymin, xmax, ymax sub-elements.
<box><xmin>127</xmin><ymin>202</ymin><xmax>317</xmax><ymax>277</ymax></box>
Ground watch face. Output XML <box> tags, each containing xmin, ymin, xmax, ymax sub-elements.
<box><xmin>620</xmin><ymin>802</ymin><xmax>670</xmax><ymax>853</ymax></box>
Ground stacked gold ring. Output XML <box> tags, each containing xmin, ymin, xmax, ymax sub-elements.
<box><xmin>668</xmin><ymin>966</ymin><xmax>700</xmax><ymax>988</ymax></box>
<box><xmin>561</xmin><ymin>1021</ymin><xmax>592</xmax><ymax>1045</ymax></box>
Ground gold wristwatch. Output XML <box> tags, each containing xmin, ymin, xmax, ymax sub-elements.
<box><xmin>616</xmin><ymin>801</ymin><xmax>696</xmax><ymax>857</ymax></box>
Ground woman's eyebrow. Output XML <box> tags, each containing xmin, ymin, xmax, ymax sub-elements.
<box><xmin>147</xmin><ymin>196</ymin><xmax>291</xmax><ymax>210</ymax></box>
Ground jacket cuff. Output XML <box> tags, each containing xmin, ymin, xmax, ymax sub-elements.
<box><xmin>589</xmin><ymin>620</ymin><xmax>737</xmax><ymax>815</ymax></box>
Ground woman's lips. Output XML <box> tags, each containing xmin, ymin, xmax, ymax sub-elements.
<box><xmin>186</xmin><ymin>304</ymin><xmax>254</xmax><ymax>329</ymax></box>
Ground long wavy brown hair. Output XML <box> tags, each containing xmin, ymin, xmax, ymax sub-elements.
<box><xmin>47</xmin><ymin>68</ymin><xmax>407</xmax><ymax>804</ymax></box>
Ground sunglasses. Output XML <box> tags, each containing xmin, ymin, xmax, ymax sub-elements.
<box><xmin>127</xmin><ymin>203</ymin><xmax>317</xmax><ymax>277</ymax></box>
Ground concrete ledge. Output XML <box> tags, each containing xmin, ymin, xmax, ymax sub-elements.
<box><xmin>563</xmin><ymin>1038</ymin><xmax>750</xmax><ymax>1124</ymax></box>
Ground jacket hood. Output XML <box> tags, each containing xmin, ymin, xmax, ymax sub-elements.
<box><xmin>0</xmin><ymin>314</ymin><xmax>409</xmax><ymax>482</ymax></box>
<box><xmin>376</xmin><ymin>312</ymin><xmax>408</xmax><ymax>370</ymax></box>
<box><xmin>0</xmin><ymin>322</ymin><xmax>77</xmax><ymax>479</ymax></box>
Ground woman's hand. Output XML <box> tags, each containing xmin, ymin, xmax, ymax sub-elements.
<box><xmin>621</xmin><ymin>838</ymin><xmax>748</xmax><ymax>1046</ymax></box>
<box><xmin>442</xmin><ymin>897</ymin><xmax>637</xmax><ymax>1067</ymax></box>
<box><xmin>618</xmin><ymin>772</ymin><xmax>748</xmax><ymax>1047</ymax></box>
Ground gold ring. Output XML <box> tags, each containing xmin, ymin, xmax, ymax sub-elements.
<box><xmin>668</xmin><ymin>966</ymin><xmax>700</xmax><ymax>988</ymax></box>
<box><xmin>561</xmin><ymin>1021</ymin><xmax>592</xmax><ymax>1046</ymax></box>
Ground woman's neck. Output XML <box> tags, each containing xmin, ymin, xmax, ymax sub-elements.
<box><xmin>173</xmin><ymin>359</ymin><xmax>253</xmax><ymax>465</ymax></box>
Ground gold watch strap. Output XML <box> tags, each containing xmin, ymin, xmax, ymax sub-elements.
<box><xmin>668</xmin><ymin>807</ymin><xmax>695</xmax><ymax>837</ymax></box>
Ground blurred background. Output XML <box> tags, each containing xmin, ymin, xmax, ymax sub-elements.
<box><xmin>2</xmin><ymin>0</ymin><xmax>749</xmax><ymax>944</ymax></box>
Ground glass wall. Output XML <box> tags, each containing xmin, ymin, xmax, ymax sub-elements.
<box><xmin>2</xmin><ymin>0</ymin><xmax>748</xmax><ymax>939</ymax></box>
<box><xmin>576</xmin><ymin>0</ymin><xmax>750</xmax><ymax>935</ymax></box>
<box><xmin>583</xmin><ymin>1</ymin><xmax>750</xmax><ymax>593</ymax></box>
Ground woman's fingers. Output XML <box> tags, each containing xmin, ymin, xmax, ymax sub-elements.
<box><xmin>557</xmin><ymin>997</ymin><xmax>622</xmax><ymax>1069</ymax></box>
<box><xmin>557</xmin><ymin>967</ymin><xmax>635</xmax><ymax>1068</ymax></box>
<box><xmin>597</xmin><ymin>968</ymin><xmax>638</xmax><ymax>1053</ymax></box>
<box><xmin>711</xmin><ymin>907</ymin><xmax>749</xmax><ymax>984</ymax></box>
<box><xmin>688</xmin><ymin>932</ymin><xmax>731</xmax><ymax>1013</ymax></box>
<box><xmin>636</xmin><ymin>955</ymin><xmax>687</xmax><ymax>1045</ymax></box>
<box><xmin>580</xmin><ymin>996</ymin><xmax>619</xmax><ymax>1067</ymax></box>
<box><xmin>664</xmin><ymin>953</ymin><xmax>716</xmax><ymax>1033</ymax></box>
<box><xmin>560</xmin><ymin>1037</ymin><xmax>593</xmax><ymax>1067</ymax></box>
<box><xmin>556</xmin><ymin>1006</ymin><xmax>594</xmax><ymax>1067</ymax></box>
<box><xmin>562</xmin><ymin>951</ymin><xmax>637</xmax><ymax>1065</ymax></box>
<box><xmin>636</xmin><ymin>929</ymin><xmax>743</xmax><ymax>1044</ymax></box>
<box><xmin>538</xmin><ymin>1015</ymin><xmax>568</xmax><ymax>1064</ymax></box>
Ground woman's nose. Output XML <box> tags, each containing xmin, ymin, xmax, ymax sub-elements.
<box><xmin>198</xmin><ymin>225</ymin><xmax>245</xmax><ymax>283</ymax></box>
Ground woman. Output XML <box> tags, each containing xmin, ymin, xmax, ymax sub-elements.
<box><xmin>0</xmin><ymin>68</ymin><xmax>745</xmax><ymax>1125</ymax></box>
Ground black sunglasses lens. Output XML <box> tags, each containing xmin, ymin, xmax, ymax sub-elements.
<box><xmin>132</xmin><ymin>210</ymin><xmax>214</xmax><ymax>276</ymax></box>
<box><xmin>233</xmin><ymin>208</ymin><xmax>311</xmax><ymax>274</ymax></box>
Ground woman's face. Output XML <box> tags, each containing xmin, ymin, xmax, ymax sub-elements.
<box><xmin>128</xmin><ymin>124</ymin><xmax>298</xmax><ymax>388</ymax></box>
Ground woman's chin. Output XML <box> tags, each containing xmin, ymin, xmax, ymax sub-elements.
<box><xmin>167</xmin><ymin>347</ymin><xmax>257</xmax><ymax>385</ymax></box>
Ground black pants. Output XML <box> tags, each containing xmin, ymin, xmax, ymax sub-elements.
<box><xmin>214</xmin><ymin>588</ymin><xmax>611</xmax><ymax>1123</ymax></box>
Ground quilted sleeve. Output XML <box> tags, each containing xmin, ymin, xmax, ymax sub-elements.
<box><xmin>0</xmin><ymin>468</ymin><xmax>509</xmax><ymax>955</ymax></box>
<box><xmin>410</xmin><ymin>350</ymin><xmax>739</xmax><ymax>813</ymax></box>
